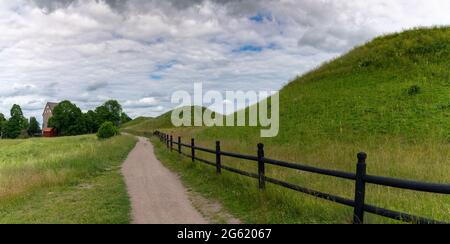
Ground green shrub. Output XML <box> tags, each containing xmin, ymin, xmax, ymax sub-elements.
<box><xmin>96</xmin><ymin>121</ymin><xmax>119</xmax><ymax>139</ymax></box>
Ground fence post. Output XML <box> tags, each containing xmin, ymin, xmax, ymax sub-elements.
<box><xmin>191</xmin><ymin>138</ymin><xmax>195</xmax><ymax>163</ymax></box>
<box><xmin>353</xmin><ymin>152</ymin><xmax>367</xmax><ymax>224</ymax></box>
<box><xmin>257</xmin><ymin>143</ymin><xmax>265</xmax><ymax>190</ymax></box>
<box><xmin>166</xmin><ymin>135</ymin><xmax>169</xmax><ymax>148</ymax></box>
<box><xmin>178</xmin><ymin>137</ymin><xmax>181</xmax><ymax>154</ymax></box>
<box><xmin>170</xmin><ymin>135</ymin><xmax>173</xmax><ymax>151</ymax></box>
<box><xmin>216</xmin><ymin>141</ymin><xmax>221</xmax><ymax>174</ymax></box>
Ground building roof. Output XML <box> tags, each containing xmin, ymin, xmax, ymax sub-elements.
<box><xmin>43</xmin><ymin>102</ymin><xmax>58</xmax><ymax>115</ymax></box>
<box><xmin>46</xmin><ymin>102</ymin><xmax>58</xmax><ymax>110</ymax></box>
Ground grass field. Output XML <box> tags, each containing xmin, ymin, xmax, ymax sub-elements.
<box><xmin>0</xmin><ymin>135</ymin><xmax>137</xmax><ymax>224</ymax></box>
<box><xmin>126</xmin><ymin>27</ymin><xmax>450</xmax><ymax>223</ymax></box>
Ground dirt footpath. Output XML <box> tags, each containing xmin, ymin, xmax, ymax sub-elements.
<box><xmin>121</xmin><ymin>136</ymin><xmax>207</xmax><ymax>224</ymax></box>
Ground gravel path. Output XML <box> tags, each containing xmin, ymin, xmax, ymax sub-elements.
<box><xmin>121</xmin><ymin>136</ymin><xmax>207</xmax><ymax>224</ymax></box>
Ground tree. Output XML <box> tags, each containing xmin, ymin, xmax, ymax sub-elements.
<box><xmin>95</xmin><ymin>100</ymin><xmax>122</xmax><ymax>126</ymax></box>
<box><xmin>0</xmin><ymin>113</ymin><xmax>6</xmax><ymax>138</ymax></box>
<box><xmin>120</xmin><ymin>112</ymin><xmax>132</xmax><ymax>125</ymax></box>
<box><xmin>4</xmin><ymin>104</ymin><xmax>28</xmax><ymax>139</ymax></box>
<box><xmin>48</xmin><ymin>100</ymin><xmax>86</xmax><ymax>136</ymax></box>
<box><xmin>28</xmin><ymin>117</ymin><xmax>41</xmax><ymax>136</ymax></box>
<box><xmin>84</xmin><ymin>110</ymin><xmax>100</xmax><ymax>134</ymax></box>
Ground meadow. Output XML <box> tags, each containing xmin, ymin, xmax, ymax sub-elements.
<box><xmin>124</xmin><ymin>27</ymin><xmax>450</xmax><ymax>223</ymax></box>
<box><xmin>0</xmin><ymin>135</ymin><xmax>136</xmax><ymax>223</ymax></box>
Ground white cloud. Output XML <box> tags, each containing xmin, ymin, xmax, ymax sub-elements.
<box><xmin>1</xmin><ymin>0</ymin><xmax>450</xmax><ymax>122</ymax></box>
<box><xmin>123</xmin><ymin>97</ymin><xmax>159</xmax><ymax>108</ymax></box>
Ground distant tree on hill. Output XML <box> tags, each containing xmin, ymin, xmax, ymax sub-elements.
<box><xmin>0</xmin><ymin>113</ymin><xmax>6</xmax><ymax>138</ymax></box>
<box><xmin>27</xmin><ymin>117</ymin><xmax>41</xmax><ymax>136</ymax></box>
<box><xmin>4</xmin><ymin>104</ymin><xmax>29</xmax><ymax>139</ymax></box>
<box><xmin>95</xmin><ymin>100</ymin><xmax>123</xmax><ymax>126</ymax></box>
<box><xmin>48</xmin><ymin>101</ymin><xmax>87</xmax><ymax>136</ymax></box>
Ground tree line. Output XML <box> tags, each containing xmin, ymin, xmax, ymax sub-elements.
<box><xmin>0</xmin><ymin>104</ymin><xmax>40</xmax><ymax>139</ymax></box>
<box><xmin>0</xmin><ymin>100</ymin><xmax>132</xmax><ymax>139</ymax></box>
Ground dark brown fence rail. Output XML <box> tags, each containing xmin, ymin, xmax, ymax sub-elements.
<box><xmin>152</xmin><ymin>130</ymin><xmax>450</xmax><ymax>224</ymax></box>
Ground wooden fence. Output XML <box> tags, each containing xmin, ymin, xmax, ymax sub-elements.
<box><xmin>153</xmin><ymin>130</ymin><xmax>450</xmax><ymax>224</ymax></box>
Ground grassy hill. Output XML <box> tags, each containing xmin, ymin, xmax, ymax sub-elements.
<box><xmin>128</xmin><ymin>27</ymin><xmax>450</xmax><ymax>223</ymax></box>
<box><xmin>121</xmin><ymin>116</ymin><xmax>153</xmax><ymax>129</ymax></box>
<box><xmin>122</xmin><ymin>111</ymin><xmax>172</xmax><ymax>133</ymax></box>
<box><xmin>0</xmin><ymin>135</ymin><xmax>136</xmax><ymax>223</ymax></box>
<box><xmin>122</xmin><ymin>106</ymin><xmax>216</xmax><ymax>134</ymax></box>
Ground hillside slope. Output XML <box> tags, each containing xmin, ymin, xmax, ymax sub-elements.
<box><xmin>133</xmin><ymin>27</ymin><xmax>450</xmax><ymax>144</ymax></box>
<box><xmin>191</xmin><ymin>27</ymin><xmax>450</xmax><ymax>145</ymax></box>
<box><xmin>121</xmin><ymin>116</ymin><xmax>152</xmax><ymax>129</ymax></box>
<box><xmin>122</xmin><ymin>106</ymin><xmax>216</xmax><ymax>133</ymax></box>
<box><xmin>128</xmin><ymin>27</ymin><xmax>450</xmax><ymax>223</ymax></box>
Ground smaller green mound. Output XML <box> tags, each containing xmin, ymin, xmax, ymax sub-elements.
<box><xmin>121</xmin><ymin>116</ymin><xmax>152</xmax><ymax>129</ymax></box>
<box><xmin>122</xmin><ymin>106</ymin><xmax>218</xmax><ymax>134</ymax></box>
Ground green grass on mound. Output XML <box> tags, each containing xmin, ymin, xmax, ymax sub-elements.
<box><xmin>121</xmin><ymin>116</ymin><xmax>153</xmax><ymax>129</ymax></box>
<box><xmin>122</xmin><ymin>106</ymin><xmax>214</xmax><ymax>134</ymax></box>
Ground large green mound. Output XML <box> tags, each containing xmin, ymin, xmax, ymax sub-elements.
<box><xmin>278</xmin><ymin>27</ymin><xmax>450</xmax><ymax>143</ymax></box>
<box><xmin>129</xmin><ymin>27</ymin><xmax>450</xmax><ymax>145</ymax></box>
<box><xmin>186</xmin><ymin>27</ymin><xmax>450</xmax><ymax>146</ymax></box>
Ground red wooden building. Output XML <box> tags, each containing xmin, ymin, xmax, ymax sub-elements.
<box><xmin>43</xmin><ymin>128</ymin><xmax>57</xmax><ymax>137</ymax></box>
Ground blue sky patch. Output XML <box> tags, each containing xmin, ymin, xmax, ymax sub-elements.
<box><xmin>234</xmin><ymin>44</ymin><xmax>263</xmax><ymax>53</ymax></box>
<box><xmin>155</xmin><ymin>60</ymin><xmax>177</xmax><ymax>71</ymax></box>
<box><xmin>150</xmin><ymin>74</ymin><xmax>163</xmax><ymax>80</ymax></box>
<box><xmin>233</xmin><ymin>43</ymin><xmax>279</xmax><ymax>53</ymax></box>
<box><xmin>249</xmin><ymin>15</ymin><xmax>264</xmax><ymax>23</ymax></box>
<box><xmin>249</xmin><ymin>12</ymin><xmax>273</xmax><ymax>23</ymax></box>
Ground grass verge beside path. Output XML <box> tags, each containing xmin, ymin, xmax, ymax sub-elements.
<box><xmin>150</xmin><ymin>136</ymin><xmax>450</xmax><ymax>224</ymax></box>
<box><xmin>0</xmin><ymin>135</ymin><xmax>137</xmax><ymax>224</ymax></box>
<box><xmin>150</xmin><ymin>137</ymin><xmax>355</xmax><ymax>224</ymax></box>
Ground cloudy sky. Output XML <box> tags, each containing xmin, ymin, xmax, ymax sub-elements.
<box><xmin>1</xmin><ymin>0</ymin><xmax>450</xmax><ymax>121</ymax></box>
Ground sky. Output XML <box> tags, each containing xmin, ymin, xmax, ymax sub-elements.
<box><xmin>1</xmin><ymin>0</ymin><xmax>450</xmax><ymax>122</ymax></box>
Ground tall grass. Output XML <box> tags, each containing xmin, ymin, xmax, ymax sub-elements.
<box><xmin>0</xmin><ymin>135</ymin><xmax>137</xmax><ymax>223</ymax></box>
<box><xmin>152</xmin><ymin>130</ymin><xmax>449</xmax><ymax>223</ymax></box>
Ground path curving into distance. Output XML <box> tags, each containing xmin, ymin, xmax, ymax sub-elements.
<box><xmin>122</xmin><ymin>136</ymin><xmax>206</xmax><ymax>224</ymax></box>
